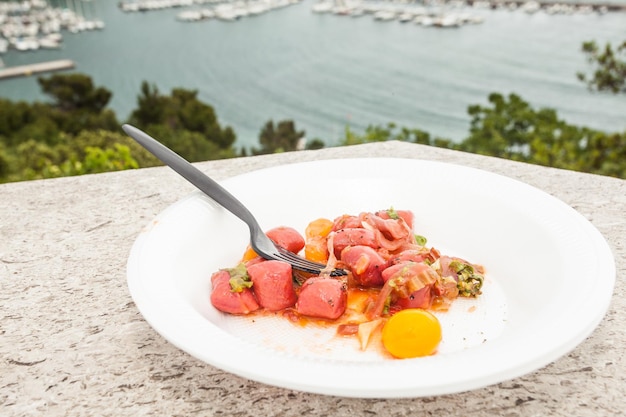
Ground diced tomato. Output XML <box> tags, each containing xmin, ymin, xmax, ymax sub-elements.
<box><xmin>305</xmin><ymin>218</ymin><xmax>333</xmax><ymax>240</ymax></box>
<box><xmin>241</xmin><ymin>245</ymin><xmax>259</xmax><ymax>262</ymax></box>
<box><xmin>247</xmin><ymin>260</ymin><xmax>297</xmax><ymax>311</ymax></box>
<box><xmin>266</xmin><ymin>226</ymin><xmax>305</xmax><ymax>254</ymax></box>
<box><xmin>210</xmin><ymin>270</ymin><xmax>260</xmax><ymax>315</ymax></box>
<box><xmin>296</xmin><ymin>277</ymin><xmax>347</xmax><ymax>320</ymax></box>
<box><xmin>304</xmin><ymin>236</ymin><xmax>329</xmax><ymax>263</ymax></box>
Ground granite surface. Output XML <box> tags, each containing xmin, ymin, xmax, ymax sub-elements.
<box><xmin>1</xmin><ymin>141</ymin><xmax>624</xmax><ymax>416</ymax></box>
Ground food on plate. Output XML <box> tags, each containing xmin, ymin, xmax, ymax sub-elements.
<box><xmin>209</xmin><ymin>208</ymin><xmax>484</xmax><ymax>358</ymax></box>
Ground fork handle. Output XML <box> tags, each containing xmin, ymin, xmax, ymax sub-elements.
<box><xmin>122</xmin><ymin>124</ymin><xmax>262</xmax><ymax>232</ymax></box>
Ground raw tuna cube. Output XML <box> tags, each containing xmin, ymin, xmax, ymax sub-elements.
<box><xmin>340</xmin><ymin>245</ymin><xmax>386</xmax><ymax>287</ymax></box>
<box><xmin>332</xmin><ymin>228</ymin><xmax>379</xmax><ymax>258</ymax></box>
<box><xmin>296</xmin><ymin>277</ymin><xmax>347</xmax><ymax>320</ymax></box>
<box><xmin>266</xmin><ymin>226</ymin><xmax>305</xmax><ymax>253</ymax></box>
<box><xmin>247</xmin><ymin>260</ymin><xmax>297</xmax><ymax>311</ymax></box>
<box><xmin>210</xmin><ymin>270</ymin><xmax>259</xmax><ymax>315</ymax></box>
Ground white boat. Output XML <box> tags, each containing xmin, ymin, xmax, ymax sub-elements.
<box><xmin>200</xmin><ymin>8</ymin><xmax>216</xmax><ymax>18</ymax></box>
<box><xmin>46</xmin><ymin>33</ymin><xmax>63</xmax><ymax>42</ymax></box>
<box><xmin>458</xmin><ymin>13</ymin><xmax>484</xmax><ymax>24</ymax></box>
<box><xmin>248</xmin><ymin>3</ymin><xmax>269</xmax><ymax>15</ymax></box>
<box><xmin>332</xmin><ymin>5</ymin><xmax>352</xmax><ymax>15</ymax></box>
<box><xmin>0</xmin><ymin>38</ymin><xmax>9</xmax><ymax>54</ymax></box>
<box><xmin>311</xmin><ymin>2</ymin><xmax>333</xmax><ymax>13</ymax></box>
<box><xmin>415</xmin><ymin>15</ymin><xmax>434</xmax><ymax>26</ymax></box>
<box><xmin>38</xmin><ymin>36</ymin><xmax>61</xmax><ymax>49</ymax></box>
<box><xmin>350</xmin><ymin>7</ymin><xmax>365</xmax><ymax>17</ymax></box>
<box><xmin>433</xmin><ymin>14</ymin><xmax>461</xmax><ymax>28</ymax></box>
<box><xmin>520</xmin><ymin>1</ymin><xmax>540</xmax><ymax>14</ymax></box>
<box><xmin>215</xmin><ymin>4</ymin><xmax>239</xmax><ymax>20</ymax></box>
<box><xmin>14</xmin><ymin>37</ymin><xmax>40</xmax><ymax>51</ymax></box>
<box><xmin>397</xmin><ymin>12</ymin><xmax>414</xmax><ymax>23</ymax></box>
<box><xmin>373</xmin><ymin>10</ymin><xmax>396</xmax><ymax>21</ymax></box>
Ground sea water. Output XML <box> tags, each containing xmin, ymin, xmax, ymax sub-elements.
<box><xmin>1</xmin><ymin>0</ymin><xmax>625</xmax><ymax>148</ymax></box>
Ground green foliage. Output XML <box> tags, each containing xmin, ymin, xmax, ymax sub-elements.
<box><xmin>0</xmin><ymin>99</ymin><xmax>37</xmax><ymax>144</ymax></box>
<box><xmin>38</xmin><ymin>73</ymin><xmax>112</xmax><ymax>112</ymax></box>
<box><xmin>130</xmin><ymin>82</ymin><xmax>165</xmax><ymax>126</ymax></box>
<box><xmin>339</xmin><ymin>124</ymin><xmax>449</xmax><ymax>148</ymax></box>
<box><xmin>458</xmin><ymin>93</ymin><xmax>626</xmax><ymax>177</ymax></box>
<box><xmin>252</xmin><ymin>120</ymin><xmax>306</xmax><ymax>155</ymax></box>
<box><xmin>577</xmin><ymin>40</ymin><xmax>626</xmax><ymax>94</ymax></box>
<box><xmin>39</xmin><ymin>144</ymin><xmax>140</xmax><ymax>178</ymax></box>
<box><xmin>0</xmin><ymin>130</ymin><xmax>157</xmax><ymax>183</ymax></box>
<box><xmin>305</xmin><ymin>138</ymin><xmax>325</xmax><ymax>150</ymax></box>
<box><xmin>0</xmin><ymin>75</ymin><xmax>240</xmax><ymax>183</ymax></box>
<box><xmin>143</xmin><ymin>124</ymin><xmax>236</xmax><ymax>162</ymax></box>
<box><xmin>338</xmin><ymin>93</ymin><xmax>626</xmax><ymax>179</ymax></box>
<box><xmin>2</xmin><ymin>47</ymin><xmax>625</xmax><ymax>184</ymax></box>
<box><xmin>127</xmin><ymin>82</ymin><xmax>236</xmax><ymax>159</ymax></box>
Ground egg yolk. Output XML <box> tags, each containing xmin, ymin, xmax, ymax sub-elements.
<box><xmin>381</xmin><ymin>309</ymin><xmax>442</xmax><ymax>358</ymax></box>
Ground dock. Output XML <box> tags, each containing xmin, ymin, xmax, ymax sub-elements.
<box><xmin>0</xmin><ymin>59</ymin><xmax>75</xmax><ymax>81</ymax></box>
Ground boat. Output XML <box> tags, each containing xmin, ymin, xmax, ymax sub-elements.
<box><xmin>38</xmin><ymin>36</ymin><xmax>61</xmax><ymax>49</ymax></box>
<box><xmin>520</xmin><ymin>1</ymin><xmax>540</xmax><ymax>14</ymax></box>
<box><xmin>248</xmin><ymin>2</ymin><xmax>269</xmax><ymax>15</ymax></box>
<box><xmin>433</xmin><ymin>14</ymin><xmax>461</xmax><ymax>28</ymax></box>
<box><xmin>0</xmin><ymin>38</ymin><xmax>9</xmax><ymax>54</ymax></box>
<box><xmin>373</xmin><ymin>10</ymin><xmax>396</xmax><ymax>21</ymax></box>
<box><xmin>177</xmin><ymin>10</ymin><xmax>203</xmax><ymax>21</ymax></box>
<box><xmin>13</xmin><ymin>37</ymin><xmax>40</xmax><ymax>51</ymax></box>
<box><xmin>397</xmin><ymin>12</ymin><xmax>414</xmax><ymax>23</ymax></box>
<box><xmin>311</xmin><ymin>2</ymin><xmax>333</xmax><ymax>13</ymax></box>
<box><xmin>215</xmin><ymin>4</ymin><xmax>239</xmax><ymax>21</ymax></box>
<box><xmin>350</xmin><ymin>7</ymin><xmax>365</xmax><ymax>17</ymax></box>
<box><xmin>200</xmin><ymin>8</ymin><xmax>216</xmax><ymax>18</ymax></box>
<box><xmin>414</xmin><ymin>15</ymin><xmax>434</xmax><ymax>26</ymax></box>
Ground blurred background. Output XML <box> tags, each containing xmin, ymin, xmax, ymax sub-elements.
<box><xmin>1</xmin><ymin>0</ymin><xmax>625</xmax><ymax>181</ymax></box>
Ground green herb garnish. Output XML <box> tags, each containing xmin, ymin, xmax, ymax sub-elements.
<box><xmin>226</xmin><ymin>263</ymin><xmax>253</xmax><ymax>293</ymax></box>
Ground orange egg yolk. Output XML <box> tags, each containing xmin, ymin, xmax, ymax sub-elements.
<box><xmin>381</xmin><ymin>309</ymin><xmax>442</xmax><ymax>358</ymax></box>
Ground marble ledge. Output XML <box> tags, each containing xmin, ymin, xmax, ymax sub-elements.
<box><xmin>0</xmin><ymin>141</ymin><xmax>624</xmax><ymax>417</ymax></box>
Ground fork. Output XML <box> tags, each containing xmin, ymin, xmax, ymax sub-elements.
<box><xmin>122</xmin><ymin>124</ymin><xmax>346</xmax><ymax>277</ymax></box>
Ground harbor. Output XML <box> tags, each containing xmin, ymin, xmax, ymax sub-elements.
<box><xmin>1</xmin><ymin>0</ymin><xmax>624</xmax><ymax>44</ymax></box>
<box><xmin>0</xmin><ymin>0</ymin><xmax>625</xmax><ymax>145</ymax></box>
<box><xmin>309</xmin><ymin>0</ymin><xmax>624</xmax><ymax>27</ymax></box>
<box><xmin>0</xmin><ymin>0</ymin><xmax>104</xmax><ymax>55</ymax></box>
<box><xmin>115</xmin><ymin>0</ymin><xmax>626</xmax><ymax>25</ymax></box>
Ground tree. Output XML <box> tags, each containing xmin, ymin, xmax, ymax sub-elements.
<box><xmin>38</xmin><ymin>73</ymin><xmax>112</xmax><ymax>112</ymax></box>
<box><xmin>0</xmin><ymin>142</ymin><xmax>11</xmax><ymax>178</ymax></box>
<box><xmin>129</xmin><ymin>81</ymin><xmax>165</xmax><ymax>127</ymax></box>
<box><xmin>34</xmin><ymin>73</ymin><xmax>119</xmax><ymax>136</ymax></box>
<box><xmin>338</xmin><ymin>124</ymin><xmax>449</xmax><ymax>148</ymax></box>
<box><xmin>457</xmin><ymin>93</ymin><xmax>626</xmax><ymax>178</ymax></box>
<box><xmin>252</xmin><ymin>120</ymin><xmax>305</xmax><ymax>155</ymax></box>
<box><xmin>577</xmin><ymin>40</ymin><xmax>626</xmax><ymax>94</ymax></box>
<box><xmin>141</xmin><ymin>124</ymin><xmax>235</xmax><ymax>162</ymax></box>
<box><xmin>0</xmin><ymin>99</ymin><xmax>37</xmax><ymax>144</ymax></box>
<box><xmin>126</xmin><ymin>83</ymin><xmax>237</xmax><ymax>159</ymax></box>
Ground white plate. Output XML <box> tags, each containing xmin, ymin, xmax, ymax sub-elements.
<box><xmin>127</xmin><ymin>158</ymin><xmax>615</xmax><ymax>398</ymax></box>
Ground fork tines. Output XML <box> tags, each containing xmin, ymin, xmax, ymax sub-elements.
<box><xmin>274</xmin><ymin>249</ymin><xmax>347</xmax><ymax>277</ymax></box>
